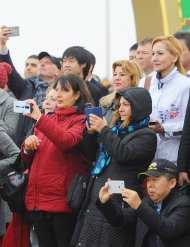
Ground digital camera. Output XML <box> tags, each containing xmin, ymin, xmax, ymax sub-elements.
<box><xmin>13</xmin><ymin>100</ymin><xmax>31</xmax><ymax>114</ymax></box>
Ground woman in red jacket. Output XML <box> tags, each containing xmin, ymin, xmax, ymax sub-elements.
<box><xmin>21</xmin><ymin>74</ymin><xmax>93</xmax><ymax>247</ymax></box>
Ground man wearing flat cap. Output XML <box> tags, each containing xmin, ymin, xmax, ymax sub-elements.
<box><xmin>97</xmin><ymin>159</ymin><xmax>190</xmax><ymax>247</ymax></box>
<box><xmin>0</xmin><ymin>26</ymin><xmax>61</xmax><ymax>147</ymax></box>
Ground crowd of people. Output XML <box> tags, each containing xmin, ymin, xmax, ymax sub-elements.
<box><xmin>0</xmin><ymin>25</ymin><xmax>190</xmax><ymax>247</ymax></box>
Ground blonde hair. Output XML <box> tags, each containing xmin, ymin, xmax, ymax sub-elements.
<box><xmin>100</xmin><ymin>60</ymin><xmax>142</xmax><ymax>108</ymax></box>
<box><xmin>152</xmin><ymin>35</ymin><xmax>186</xmax><ymax>75</ymax></box>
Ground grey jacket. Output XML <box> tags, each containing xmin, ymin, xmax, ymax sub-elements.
<box><xmin>0</xmin><ymin>127</ymin><xmax>20</xmax><ymax>236</ymax></box>
<box><xmin>0</xmin><ymin>89</ymin><xmax>18</xmax><ymax>138</ymax></box>
<box><xmin>0</xmin><ymin>127</ymin><xmax>20</xmax><ymax>183</ymax></box>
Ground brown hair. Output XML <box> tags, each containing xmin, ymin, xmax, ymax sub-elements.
<box><xmin>152</xmin><ymin>35</ymin><xmax>186</xmax><ymax>75</ymax></box>
<box><xmin>53</xmin><ymin>74</ymin><xmax>94</xmax><ymax>113</ymax></box>
<box><xmin>139</xmin><ymin>37</ymin><xmax>154</xmax><ymax>46</ymax></box>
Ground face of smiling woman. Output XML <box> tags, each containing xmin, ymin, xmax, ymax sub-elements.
<box><xmin>113</xmin><ymin>66</ymin><xmax>132</xmax><ymax>92</ymax></box>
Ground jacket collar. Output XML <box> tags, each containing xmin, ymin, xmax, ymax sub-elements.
<box><xmin>55</xmin><ymin>106</ymin><xmax>78</xmax><ymax>119</ymax></box>
<box><xmin>159</xmin><ymin>67</ymin><xmax>178</xmax><ymax>84</ymax></box>
<box><xmin>147</xmin><ymin>188</ymin><xmax>179</xmax><ymax>211</ymax></box>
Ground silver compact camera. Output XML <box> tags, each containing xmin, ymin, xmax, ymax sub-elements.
<box><xmin>13</xmin><ymin>100</ymin><xmax>31</xmax><ymax>114</ymax></box>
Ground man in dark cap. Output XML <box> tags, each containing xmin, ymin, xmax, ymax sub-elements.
<box><xmin>97</xmin><ymin>159</ymin><xmax>190</xmax><ymax>247</ymax></box>
<box><xmin>0</xmin><ymin>26</ymin><xmax>61</xmax><ymax>147</ymax></box>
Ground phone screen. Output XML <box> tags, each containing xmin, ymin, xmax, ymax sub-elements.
<box><xmin>149</xmin><ymin>122</ymin><xmax>156</xmax><ymax>125</ymax></box>
<box><xmin>8</xmin><ymin>26</ymin><xmax>19</xmax><ymax>37</ymax></box>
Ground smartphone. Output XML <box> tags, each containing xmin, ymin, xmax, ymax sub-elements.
<box><xmin>85</xmin><ymin>106</ymin><xmax>103</xmax><ymax>127</ymax></box>
<box><xmin>149</xmin><ymin>121</ymin><xmax>156</xmax><ymax>125</ymax></box>
<box><xmin>108</xmin><ymin>180</ymin><xmax>125</xmax><ymax>194</ymax></box>
<box><xmin>8</xmin><ymin>26</ymin><xmax>19</xmax><ymax>37</ymax></box>
<box><xmin>13</xmin><ymin>100</ymin><xmax>31</xmax><ymax>114</ymax></box>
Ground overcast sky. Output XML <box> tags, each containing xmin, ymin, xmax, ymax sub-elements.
<box><xmin>0</xmin><ymin>0</ymin><xmax>136</xmax><ymax>80</ymax></box>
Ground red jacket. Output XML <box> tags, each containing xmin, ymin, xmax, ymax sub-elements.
<box><xmin>21</xmin><ymin>107</ymin><xmax>88</xmax><ymax>213</ymax></box>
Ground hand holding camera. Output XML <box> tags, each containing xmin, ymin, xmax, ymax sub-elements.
<box><xmin>0</xmin><ymin>26</ymin><xmax>19</xmax><ymax>50</ymax></box>
<box><xmin>24</xmin><ymin>99</ymin><xmax>42</xmax><ymax>120</ymax></box>
<box><xmin>13</xmin><ymin>100</ymin><xmax>32</xmax><ymax>114</ymax></box>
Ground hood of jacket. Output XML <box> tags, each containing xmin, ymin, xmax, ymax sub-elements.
<box><xmin>116</xmin><ymin>87</ymin><xmax>152</xmax><ymax>125</ymax></box>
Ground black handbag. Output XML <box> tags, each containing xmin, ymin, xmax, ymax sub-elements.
<box><xmin>0</xmin><ymin>172</ymin><xmax>28</xmax><ymax>214</ymax></box>
<box><xmin>67</xmin><ymin>173</ymin><xmax>91</xmax><ymax>212</ymax></box>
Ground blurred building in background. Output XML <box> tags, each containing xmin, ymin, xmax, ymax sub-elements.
<box><xmin>132</xmin><ymin>0</ymin><xmax>190</xmax><ymax>41</ymax></box>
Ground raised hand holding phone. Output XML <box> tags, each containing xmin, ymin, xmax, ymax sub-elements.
<box><xmin>7</xmin><ymin>26</ymin><xmax>19</xmax><ymax>37</ymax></box>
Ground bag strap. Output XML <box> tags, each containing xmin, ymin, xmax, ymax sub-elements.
<box><xmin>144</xmin><ymin>76</ymin><xmax>152</xmax><ymax>91</ymax></box>
<box><xmin>78</xmin><ymin>176</ymin><xmax>95</xmax><ymax>218</ymax></box>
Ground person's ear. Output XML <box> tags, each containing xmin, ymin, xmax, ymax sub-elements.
<box><xmin>74</xmin><ymin>91</ymin><xmax>80</xmax><ymax>101</ymax></box>
<box><xmin>55</xmin><ymin>68</ymin><xmax>61</xmax><ymax>76</ymax></box>
<box><xmin>172</xmin><ymin>54</ymin><xmax>178</xmax><ymax>64</ymax></box>
<box><xmin>169</xmin><ymin>178</ymin><xmax>177</xmax><ymax>189</ymax></box>
<box><xmin>81</xmin><ymin>63</ymin><xmax>87</xmax><ymax>69</ymax></box>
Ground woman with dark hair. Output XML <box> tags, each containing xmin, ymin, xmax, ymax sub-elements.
<box><xmin>72</xmin><ymin>87</ymin><xmax>157</xmax><ymax>247</ymax></box>
<box><xmin>20</xmin><ymin>74</ymin><xmax>93</xmax><ymax>247</ymax></box>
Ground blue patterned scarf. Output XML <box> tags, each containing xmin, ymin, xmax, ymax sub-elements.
<box><xmin>33</xmin><ymin>78</ymin><xmax>52</xmax><ymax>106</ymax></box>
<box><xmin>91</xmin><ymin>117</ymin><xmax>150</xmax><ymax>175</ymax></box>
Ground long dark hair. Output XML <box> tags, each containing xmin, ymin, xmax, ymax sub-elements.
<box><xmin>53</xmin><ymin>74</ymin><xmax>94</xmax><ymax>113</ymax></box>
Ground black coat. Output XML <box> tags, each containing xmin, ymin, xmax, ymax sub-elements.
<box><xmin>97</xmin><ymin>189</ymin><xmax>190</xmax><ymax>247</ymax></box>
<box><xmin>90</xmin><ymin>77</ymin><xmax>109</xmax><ymax>97</ymax></box>
<box><xmin>72</xmin><ymin>126</ymin><xmax>157</xmax><ymax>247</ymax></box>
<box><xmin>86</xmin><ymin>80</ymin><xmax>105</xmax><ymax>107</ymax></box>
<box><xmin>177</xmin><ymin>96</ymin><xmax>190</xmax><ymax>173</ymax></box>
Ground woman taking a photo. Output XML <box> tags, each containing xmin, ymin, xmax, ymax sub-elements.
<box><xmin>21</xmin><ymin>74</ymin><xmax>93</xmax><ymax>247</ymax></box>
<box><xmin>72</xmin><ymin>87</ymin><xmax>157</xmax><ymax>247</ymax></box>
